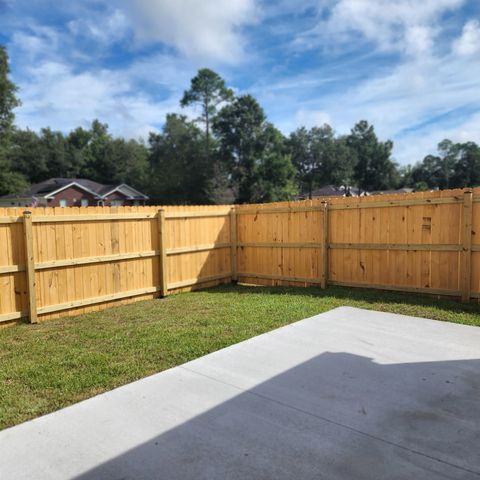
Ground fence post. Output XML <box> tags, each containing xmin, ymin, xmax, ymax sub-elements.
<box><xmin>158</xmin><ymin>209</ymin><xmax>168</xmax><ymax>297</ymax></box>
<box><xmin>461</xmin><ymin>190</ymin><xmax>473</xmax><ymax>302</ymax></box>
<box><xmin>230</xmin><ymin>207</ymin><xmax>238</xmax><ymax>283</ymax></box>
<box><xmin>23</xmin><ymin>211</ymin><xmax>38</xmax><ymax>323</ymax></box>
<box><xmin>321</xmin><ymin>202</ymin><xmax>329</xmax><ymax>289</ymax></box>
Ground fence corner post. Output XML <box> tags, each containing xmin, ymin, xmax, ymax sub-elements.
<box><xmin>321</xmin><ymin>201</ymin><xmax>329</xmax><ymax>289</ymax></box>
<box><xmin>158</xmin><ymin>209</ymin><xmax>168</xmax><ymax>297</ymax></box>
<box><xmin>23</xmin><ymin>211</ymin><xmax>38</xmax><ymax>323</ymax></box>
<box><xmin>230</xmin><ymin>207</ymin><xmax>238</xmax><ymax>283</ymax></box>
<box><xmin>461</xmin><ymin>190</ymin><xmax>473</xmax><ymax>302</ymax></box>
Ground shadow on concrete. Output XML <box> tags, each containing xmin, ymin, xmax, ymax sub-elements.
<box><xmin>74</xmin><ymin>351</ymin><xmax>480</xmax><ymax>480</ymax></box>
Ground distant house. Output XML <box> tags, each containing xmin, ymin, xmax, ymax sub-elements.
<box><xmin>369</xmin><ymin>187</ymin><xmax>414</xmax><ymax>196</ymax></box>
<box><xmin>295</xmin><ymin>185</ymin><xmax>359</xmax><ymax>200</ymax></box>
<box><xmin>295</xmin><ymin>185</ymin><xmax>416</xmax><ymax>200</ymax></box>
<box><xmin>0</xmin><ymin>178</ymin><xmax>149</xmax><ymax>208</ymax></box>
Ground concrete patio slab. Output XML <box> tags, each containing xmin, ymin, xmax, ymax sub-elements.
<box><xmin>1</xmin><ymin>306</ymin><xmax>479</xmax><ymax>479</ymax></box>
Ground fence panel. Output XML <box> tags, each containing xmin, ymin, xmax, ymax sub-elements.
<box><xmin>0</xmin><ymin>205</ymin><xmax>234</xmax><ymax>325</ymax></box>
<box><xmin>236</xmin><ymin>201</ymin><xmax>327</xmax><ymax>286</ymax></box>
<box><xmin>0</xmin><ymin>208</ymin><xmax>26</xmax><ymax>323</ymax></box>
<box><xmin>165</xmin><ymin>205</ymin><xmax>232</xmax><ymax>291</ymax></box>
<box><xmin>328</xmin><ymin>189</ymin><xmax>465</xmax><ymax>296</ymax></box>
<box><xmin>0</xmin><ymin>188</ymin><xmax>478</xmax><ymax>327</ymax></box>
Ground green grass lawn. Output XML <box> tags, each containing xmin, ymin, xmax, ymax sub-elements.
<box><xmin>1</xmin><ymin>284</ymin><xmax>479</xmax><ymax>430</ymax></box>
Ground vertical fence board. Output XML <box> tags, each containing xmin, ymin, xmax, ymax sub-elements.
<box><xmin>461</xmin><ymin>190</ymin><xmax>473</xmax><ymax>302</ymax></box>
<box><xmin>23</xmin><ymin>212</ymin><xmax>37</xmax><ymax>323</ymax></box>
<box><xmin>230</xmin><ymin>208</ymin><xmax>237</xmax><ymax>282</ymax></box>
<box><xmin>321</xmin><ymin>202</ymin><xmax>328</xmax><ymax>288</ymax></box>
<box><xmin>0</xmin><ymin>190</ymin><xmax>477</xmax><ymax>326</ymax></box>
<box><xmin>158</xmin><ymin>209</ymin><xmax>168</xmax><ymax>297</ymax></box>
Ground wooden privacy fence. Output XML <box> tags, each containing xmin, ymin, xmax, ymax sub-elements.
<box><xmin>0</xmin><ymin>188</ymin><xmax>479</xmax><ymax>325</ymax></box>
<box><xmin>0</xmin><ymin>205</ymin><xmax>233</xmax><ymax>325</ymax></box>
<box><xmin>236</xmin><ymin>187</ymin><xmax>480</xmax><ymax>301</ymax></box>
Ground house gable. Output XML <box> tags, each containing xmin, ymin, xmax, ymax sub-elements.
<box><xmin>48</xmin><ymin>185</ymin><xmax>98</xmax><ymax>207</ymax></box>
<box><xmin>44</xmin><ymin>181</ymin><xmax>100</xmax><ymax>199</ymax></box>
<box><xmin>0</xmin><ymin>178</ymin><xmax>149</xmax><ymax>207</ymax></box>
<box><xmin>101</xmin><ymin>184</ymin><xmax>148</xmax><ymax>200</ymax></box>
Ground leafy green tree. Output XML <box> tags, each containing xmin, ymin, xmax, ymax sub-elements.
<box><xmin>0</xmin><ymin>45</ymin><xmax>27</xmax><ymax>195</ymax></box>
<box><xmin>39</xmin><ymin>128</ymin><xmax>72</xmax><ymax>177</ymax></box>
<box><xmin>288</xmin><ymin>125</ymin><xmax>355</xmax><ymax>197</ymax></box>
<box><xmin>0</xmin><ymin>46</ymin><xmax>20</xmax><ymax>147</ymax></box>
<box><xmin>148</xmin><ymin>114</ymin><xmax>213</xmax><ymax>204</ymax></box>
<box><xmin>451</xmin><ymin>141</ymin><xmax>480</xmax><ymax>187</ymax></box>
<box><xmin>427</xmin><ymin>139</ymin><xmax>480</xmax><ymax>189</ymax></box>
<box><xmin>288</xmin><ymin>127</ymin><xmax>317</xmax><ymax>198</ymax></box>
<box><xmin>397</xmin><ymin>164</ymin><xmax>412</xmax><ymax>187</ymax></box>
<box><xmin>9</xmin><ymin>128</ymin><xmax>48</xmax><ymax>183</ymax></box>
<box><xmin>214</xmin><ymin>94</ymin><xmax>295</xmax><ymax>203</ymax></box>
<box><xmin>410</xmin><ymin>155</ymin><xmax>438</xmax><ymax>189</ymax></box>
<box><xmin>80</xmin><ymin>120</ymin><xmax>114</xmax><ymax>182</ymax></box>
<box><xmin>109</xmin><ymin>138</ymin><xmax>149</xmax><ymax>190</ymax></box>
<box><xmin>7</xmin><ymin>120</ymin><xmax>149</xmax><ymax>193</ymax></box>
<box><xmin>180</xmin><ymin>68</ymin><xmax>233</xmax><ymax>163</ymax></box>
<box><xmin>347</xmin><ymin>120</ymin><xmax>397</xmax><ymax>192</ymax></box>
<box><xmin>434</xmin><ymin>139</ymin><xmax>457</xmax><ymax>189</ymax></box>
<box><xmin>214</xmin><ymin>95</ymin><xmax>264</xmax><ymax>203</ymax></box>
<box><xmin>65</xmin><ymin>126</ymin><xmax>92</xmax><ymax>177</ymax></box>
<box><xmin>257</xmin><ymin>126</ymin><xmax>297</xmax><ymax>202</ymax></box>
<box><xmin>9</xmin><ymin>127</ymin><xmax>82</xmax><ymax>184</ymax></box>
<box><xmin>76</xmin><ymin>121</ymin><xmax>149</xmax><ymax>189</ymax></box>
<box><xmin>409</xmin><ymin>139</ymin><xmax>476</xmax><ymax>190</ymax></box>
<box><xmin>329</xmin><ymin>136</ymin><xmax>356</xmax><ymax>186</ymax></box>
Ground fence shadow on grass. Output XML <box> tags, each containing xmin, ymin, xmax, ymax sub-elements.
<box><xmin>200</xmin><ymin>283</ymin><xmax>480</xmax><ymax>321</ymax></box>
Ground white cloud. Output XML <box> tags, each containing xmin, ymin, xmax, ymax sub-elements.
<box><xmin>297</xmin><ymin>0</ymin><xmax>463</xmax><ymax>57</ymax></box>
<box><xmin>14</xmin><ymin>59</ymin><xmax>184</xmax><ymax>139</ymax></box>
<box><xmin>394</xmin><ymin>113</ymin><xmax>480</xmax><ymax>164</ymax></box>
<box><xmin>404</xmin><ymin>25</ymin><xmax>434</xmax><ymax>57</ymax></box>
<box><xmin>252</xmin><ymin>0</ymin><xmax>480</xmax><ymax>164</ymax></box>
<box><xmin>294</xmin><ymin>109</ymin><xmax>331</xmax><ymax>128</ymax></box>
<box><xmin>256</xmin><ymin>42</ymin><xmax>480</xmax><ymax>164</ymax></box>
<box><xmin>68</xmin><ymin>9</ymin><xmax>129</xmax><ymax>45</ymax></box>
<box><xmin>11</xmin><ymin>26</ymin><xmax>59</xmax><ymax>60</ymax></box>
<box><xmin>125</xmin><ymin>0</ymin><xmax>259</xmax><ymax>63</ymax></box>
<box><xmin>8</xmin><ymin>15</ymin><xmax>202</xmax><ymax>140</ymax></box>
<box><xmin>6</xmin><ymin>0</ymin><xmax>479</xmax><ymax>168</ymax></box>
<box><xmin>453</xmin><ymin>19</ymin><xmax>480</xmax><ymax>56</ymax></box>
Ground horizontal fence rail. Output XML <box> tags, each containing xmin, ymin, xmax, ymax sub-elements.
<box><xmin>0</xmin><ymin>187</ymin><xmax>478</xmax><ymax>326</ymax></box>
<box><xmin>234</xmin><ymin>188</ymin><xmax>479</xmax><ymax>302</ymax></box>
<box><xmin>0</xmin><ymin>206</ymin><xmax>234</xmax><ymax>324</ymax></box>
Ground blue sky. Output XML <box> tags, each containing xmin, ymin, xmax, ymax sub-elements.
<box><xmin>1</xmin><ymin>0</ymin><xmax>480</xmax><ymax>165</ymax></box>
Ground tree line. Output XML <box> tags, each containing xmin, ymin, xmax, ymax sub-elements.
<box><xmin>1</xmin><ymin>46</ymin><xmax>479</xmax><ymax>204</ymax></box>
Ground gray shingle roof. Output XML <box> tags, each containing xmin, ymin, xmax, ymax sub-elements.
<box><xmin>0</xmin><ymin>178</ymin><xmax>145</xmax><ymax>199</ymax></box>
<box><xmin>24</xmin><ymin>178</ymin><xmax>113</xmax><ymax>196</ymax></box>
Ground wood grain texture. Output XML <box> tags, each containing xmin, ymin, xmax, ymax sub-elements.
<box><xmin>23</xmin><ymin>212</ymin><xmax>38</xmax><ymax>323</ymax></box>
<box><xmin>461</xmin><ymin>191</ymin><xmax>473</xmax><ymax>302</ymax></box>
<box><xmin>0</xmin><ymin>189</ymin><xmax>478</xmax><ymax>326</ymax></box>
<box><xmin>158</xmin><ymin>209</ymin><xmax>168</xmax><ymax>297</ymax></box>
<box><xmin>230</xmin><ymin>209</ymin><xmax>238</xmax><ymax>281</ymax></box>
